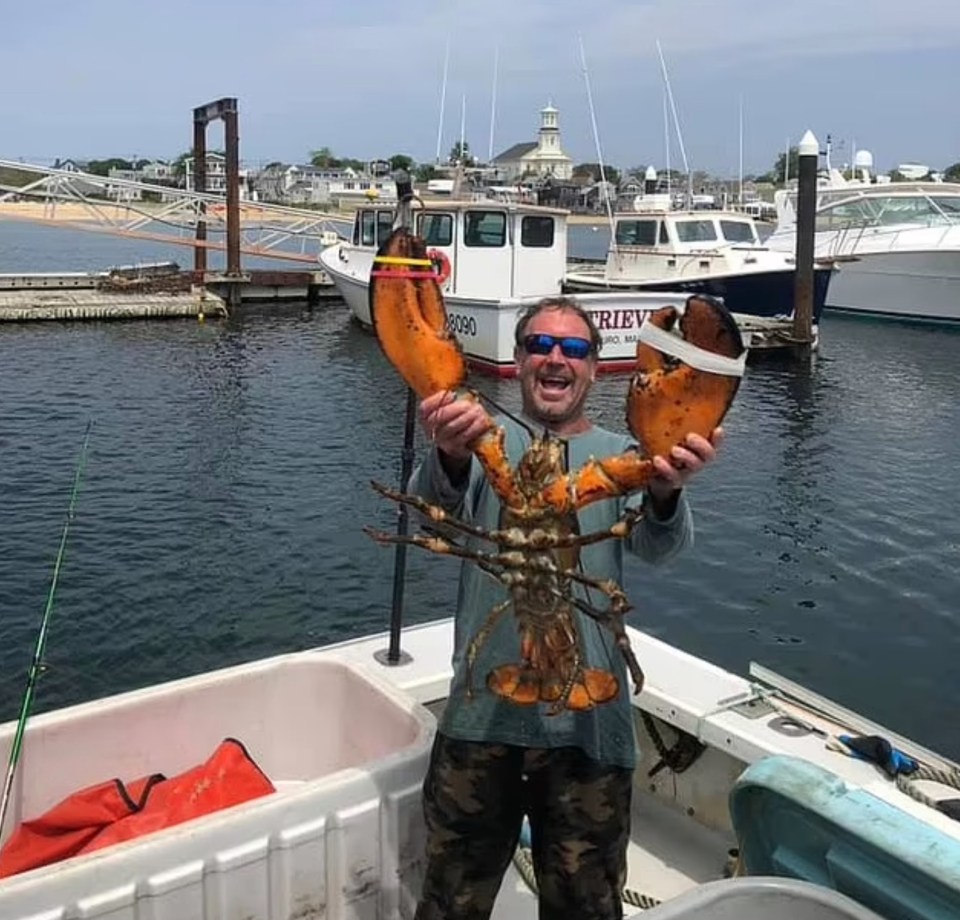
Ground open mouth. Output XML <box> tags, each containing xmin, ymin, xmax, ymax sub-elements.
<box><xmin>538</xmin><ymin>376</ymin><xmax>571</xmax><ymax>395</ymax></box>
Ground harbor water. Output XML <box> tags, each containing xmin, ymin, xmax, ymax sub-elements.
<box><xmin>1</xmin><ymin>221</ymin><xmax>959</xmax><ymax>762</ymax></box>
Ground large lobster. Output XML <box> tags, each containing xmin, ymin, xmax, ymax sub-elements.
<box><xmin>364</xmin><ymin>227</ymin><xmax>745</xmax><ymax>713</ymax></box>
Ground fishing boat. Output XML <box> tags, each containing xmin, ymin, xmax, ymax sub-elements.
<box><xmin>2</xmin><ymin>617</ymin><xmax>958</xmax><ymax>919</ymax></box>
<box><xmin>318</xmin><ymin>198</ymin><xmax>800</xmax><ymax>376</ymax></box>
<box><xmin>562</xmin><ymin>175</ymin><xmax>834</xmax><ymax>327</ymax></box>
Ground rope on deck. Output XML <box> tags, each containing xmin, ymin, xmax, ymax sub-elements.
<box><xmin>512</xmin><ymin>845</ymin><xmax>663</xmax><ymax>912</ymax></box>
<box><xmin>896</xmin><ymin>762</ymin><xmax>960</xmax><ymax>814</ymax></box>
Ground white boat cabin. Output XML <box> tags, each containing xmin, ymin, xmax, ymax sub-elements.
<box><xmin>347</xmin><ymin>200</ymin><xmax>569</xmax><ymax>301</ymax></box>
<box><xmin>595</xmin><ymin>211</ymin><xmax>778</xmax><ymax>286</ymax></box>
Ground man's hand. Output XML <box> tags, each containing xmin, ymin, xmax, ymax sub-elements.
<box><xmin>647</xmin><ymin>427</ymin><xmax>724</xmax><ymax>512</ymax></box>
<box><xmin>420</xmin><ymin>391</ymin><xmax>491</xmax><ymax>469</ymax></box>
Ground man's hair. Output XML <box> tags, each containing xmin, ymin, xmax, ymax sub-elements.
<box><xmin>513</xmin><ymin>296</ymin><xmax>603</xmax><ymax>356</ymax></box>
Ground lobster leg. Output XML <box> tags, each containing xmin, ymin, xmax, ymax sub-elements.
<box><xmin>465</xmin><ymin>599</ymin><xmax>513</xmax><ymax>702</ymax></box>
<box><xmin>370</xmin><ymin>480</ymin><xmax>501</xmax><ymax>543</ymax></box>
<box><xmin>372</xmin><ymin>480</ymin><xmax>642</xmax><ymax>551</ymax></box>
<box><xmin>563</xmin><ymin>591</ymin><xmax>645</xmax><ymax>696</ymax></box>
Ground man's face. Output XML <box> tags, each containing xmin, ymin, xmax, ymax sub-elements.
<box><xmin>515</xmin><ymin>307</ymin><xmax>598</xmax><ymax>435</ymax></box>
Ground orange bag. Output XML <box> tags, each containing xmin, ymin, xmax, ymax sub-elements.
<box><xmin>0</xmin><ymin>738</ymin><xmax>274</xmax><ymax>878</ymax></box>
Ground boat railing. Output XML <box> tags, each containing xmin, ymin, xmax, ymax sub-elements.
<box><xmin>829</xmin><ymin>219</ymin><xmax>957</xmax><ymax>258</ymax></box>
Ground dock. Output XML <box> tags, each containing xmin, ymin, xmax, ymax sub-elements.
<box><xmin>734</xmin><ymin>314</ymin><xmax>821</xmax><ymax>352</ymax></box>
<box><xmin>0</xmin><ymin>266</ymin><xmax>341</xmax><ymax>322</ymax></box>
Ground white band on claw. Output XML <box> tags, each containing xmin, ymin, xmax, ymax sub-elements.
<box><xmin>637</xmin><ymin>320</ymin><xmax>748</xmax><ymax>377</ymax></box>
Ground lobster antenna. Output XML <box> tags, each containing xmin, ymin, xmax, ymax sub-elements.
<box><xmin>476</xmin><ymin>389</ymin><xmax>537</xmax><ymax>439</ymax></box>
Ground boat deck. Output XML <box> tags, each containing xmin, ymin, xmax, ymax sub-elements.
<box><xmin>492</xmin><ymin>789</ymin><xmax>734</xmax><ymax>918</ymax></box>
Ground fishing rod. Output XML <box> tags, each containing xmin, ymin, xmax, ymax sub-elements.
<box><xmin>0</xmin><ymin>420</ymin><xmax>93</xmax><ymax>838</ymax></box>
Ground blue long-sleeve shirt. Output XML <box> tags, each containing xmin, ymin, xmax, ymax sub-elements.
<box><xmin>408</xmin><ymin>413</ymin><xmax>693</xmax><ymax>769</ymax></box>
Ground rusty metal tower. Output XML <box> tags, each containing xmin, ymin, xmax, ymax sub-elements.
<box><xmin>193</xmin><ymin>98</ymin><xmax>242</xmax><ymax>304</ymax></box>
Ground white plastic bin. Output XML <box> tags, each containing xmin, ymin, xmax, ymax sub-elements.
<box><xmin>0</xmin><ymin>652</ymin><xmax>435</xmax><ymax>920</ymax></box>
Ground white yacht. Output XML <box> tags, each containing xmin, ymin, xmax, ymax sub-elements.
<box><xmin>766</xmin><ymin>159</ymin><xmax>960</xmax><ymax>322</ymax></box>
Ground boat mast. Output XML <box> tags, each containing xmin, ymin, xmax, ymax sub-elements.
<box><xmin>738</xmin><ymin>94</ymin><xmax>744</xmax><ymax>208</ymax></box>
<box><xmin>656</xmin><ymin>40</ymin><xmax>693</xmax><ymax>207</ymax></box>
<box><xmin>577</xmin><ymin>35</ymin><xmax>617</xmax><ymax>253</ymax></box>
<box><xmin>488</xmin><ymin>46</ymin><xmax>499</xmax><ymax>164</ymax></box>
<box><xmin>434</xmin><ymin>38</ymin><xmax>450</xmax><ymax>165</ymax></box>
<box><xmin>663</xmin><ymin>89</ymin><xmax>671</xmax><ymax>202</ymax></box>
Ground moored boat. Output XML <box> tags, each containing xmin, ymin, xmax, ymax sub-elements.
<box><xmin>765</xmin><ymin>161</ymin><xmax>960</xmax><ymax>322</ymax></box>
<box><xmin>318</xmin><ymin>198</ymin><xmax>799</xmax><ymax>376</ymax></box>
<box><xmin>563</xmin><ymin>205</ymin><xmax>834</xmax><ymax>326</ymax></box>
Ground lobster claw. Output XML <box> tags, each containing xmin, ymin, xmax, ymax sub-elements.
<box><xmin>540</xmin><ymin>294</ymin><xmax>745</xmax><ymax>512</ymax></box>
<box><xmin>627</xmin><ymin>295</ymin><xmax>745</xmax><ymax>458</ymax></box>
<box><xmin>369</xmin><ymin>227</ymin><xmax>466</xmax><ymax>398</ymax></box>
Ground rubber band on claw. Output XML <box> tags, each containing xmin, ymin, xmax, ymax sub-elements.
<box><xmin>372</xmin><ymin>255</ymin><xmax>435</xmax><ymax>267</ymax></box>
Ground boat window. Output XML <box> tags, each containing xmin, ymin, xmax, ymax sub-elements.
<box><xmin>815</xmin><ymin>199</ymin><xmax>874</xmax><ymax>232</ymax></box>
<box><xmin>464</xmin><ymin>210</ymin><xmax>506</xmax><ymax>247</ymax></box>
<box><xmin>615</xmin><ymin>220</ymin><xmax>658</xmax><ymax>246</ymax></box>
<box><xmin>873</xmin><ymin>195</ymin><xmax>960</xmax><ymax>226</ymax></box>
<box><xmin>376</xmin><ymin>211</ymin><xmax>394</xmax><ymax>245</ymax></box>
<box><xmin>719</xmin><ymin>220</ymin><xmax>757</xmax><ymax>243</ymax></box>
<box><xmin>417</xmin><ymin>213</ymin><xmax>454</xmax><ymax>246</ymax></box>
<box><xmin>660</xmin><ymin>223</ymin><xmax>670</xmax><ymax>244</ymax></box>
<box><xmin>931</xmin><ymin>197</ymin><xmax>960</xmax><ymax>219</ymax></box>
<box><xmin>675</xmin><ymin>220</ymin><xmax>718</xmax><ymax>243</ymax></box>
<box><xmin>359</xmin><ymin>210</ymin><xmax>376</xmax><ymax>246</ymax></box>
<box><xmin>521</xmin><ymin>216</ymin><xmax>555</xmax><ymax>247</ymax></box>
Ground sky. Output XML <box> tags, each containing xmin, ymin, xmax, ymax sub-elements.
<box><xmin>3</xmin><ymin>0</ymin><xmax>959</xmax><ymax>178</ymax></box>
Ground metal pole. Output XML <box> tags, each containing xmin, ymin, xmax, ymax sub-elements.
<box><xmin>792</xmin><ymin>130</ymin><xmax>819</xmax><ymax>345</ymax></box>
<box><xmin>376</xmin><ymin>170</ymin><xmax>417</xmax><ymax>667</ymax></box>
<box><xmin>380</xmin><ymin>387</ymin><xmax>418</xmax><ymax>665</ymax></box>
<box><xmin>192</xmin><ymin>117</ymin><xmax>207</xmax><ymax>275</ymax></box>
<box><xmin>224</xmin><ymin>104</ymin><xmax>241</xmax><ymax>281</ymax></box>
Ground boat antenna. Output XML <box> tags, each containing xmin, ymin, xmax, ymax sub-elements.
<box><xmin>488</xmin><ymin>46</ymin><xmax>499</xmax><ymax>164</ymax></box>
<box><xmin>656</xmin><ymin>40</ymin><xmax>693</xmax><ymax>207</ymax></box>
<box><xmin>0</xmin><ymin>420</ymin><xmax>93</xmax><ymax>838</ymax></box>
<box><xmin>578</xmin><ymin>35</ymin><xmax>617</xmax><ymax>253</ymax></box>
<box><xmin>738</xmin><ymin>94</ymin><xmax>744</xmax><ymax>208</ymax></box>
<box><xmin>434</xmin><ymin>38</ymin><xmax>451</xmax><ymax>165</ymax></box>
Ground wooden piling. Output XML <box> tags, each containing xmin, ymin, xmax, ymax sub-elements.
<box><xmin>792</xmin><ymin>130</ymin><xmax>819</xmax><ymax>345</ymax></box>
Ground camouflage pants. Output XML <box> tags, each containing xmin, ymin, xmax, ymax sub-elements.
<box><xmin>414</xmin><ymin>732</ymin><xmax>632</xmax><ymax>920</ymax></box>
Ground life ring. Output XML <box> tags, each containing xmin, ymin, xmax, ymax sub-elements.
<box><xmin>427</xmin><ymin>249</ymin><xmax>451</xmax><ymax>287</ymax></box>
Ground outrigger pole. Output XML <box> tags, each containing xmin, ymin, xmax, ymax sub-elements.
<box><xmin>377</xmin><ymin>173</ymin><xmax>417</xmax><ymax>667</ymax></box>
<box><xmin>0</xmin><ymin>420</ymin><xmax>93</xmax><ymax>837</ymax></box>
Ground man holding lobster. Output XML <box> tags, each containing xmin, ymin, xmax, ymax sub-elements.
<box><xmin>408</xmin><ymin>296</ymin><xmax>724</xmax><ymax>920</ymax></box>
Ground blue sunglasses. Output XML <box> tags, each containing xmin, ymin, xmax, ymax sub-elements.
<box><xmin>523</xmin><ymin>333</ymin><xmax>593</xmax><ymax>360</ymax></box>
